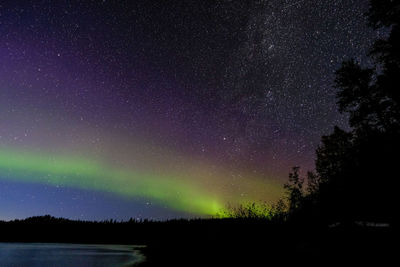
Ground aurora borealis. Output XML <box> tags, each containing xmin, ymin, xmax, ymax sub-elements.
<box><xmin>0</xmin><ymin>147</ymin><xmax>283</xmax><ymax>216</ymax></box>
<box><xmin>0</xmin><ymin>1</ymin><xmax>377</xmax><ymax>220</ymax></box>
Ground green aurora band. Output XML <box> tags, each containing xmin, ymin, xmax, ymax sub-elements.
<box><xmin>0</xmin><ymin>148</ymin><xmax>224</xmax><ymax>216</ymax></box>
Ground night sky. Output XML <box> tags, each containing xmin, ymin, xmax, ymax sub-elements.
<box><xmin>0</xmin><ymin>0</ymin><xmax>378</xmax><ymax>220</ymax></box>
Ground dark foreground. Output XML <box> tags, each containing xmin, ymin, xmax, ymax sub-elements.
<box><xmin>0</xmin><ymin>216</ymin><xmax>395</xmax><ymax>266</ymax></box>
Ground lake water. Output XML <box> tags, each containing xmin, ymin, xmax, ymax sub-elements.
<box><xmin>0</xmin><ymin>243</ymin><xmax>145</xmax><ymax>267</ymax></box>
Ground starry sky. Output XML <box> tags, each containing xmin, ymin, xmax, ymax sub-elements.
<box><xmin>0</xmin><ymin>0</ymin><xmax>378</xmax><ymax>220</ymax></box>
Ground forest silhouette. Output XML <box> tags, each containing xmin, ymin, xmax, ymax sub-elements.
<box><xmin>1</xmin><ymin>0</ymin><xmax>398</xmax><ymax>266</ymax></box>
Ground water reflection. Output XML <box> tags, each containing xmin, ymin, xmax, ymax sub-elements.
<box><xmin>0</xmin><ymin>243</ymin><xmax>144</xmax><ymax>267</ymax></box>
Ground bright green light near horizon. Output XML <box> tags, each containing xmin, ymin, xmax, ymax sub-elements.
<box><xmin>0</xmin><ymin>148</ymin><xmax>224</xmax><ymax>216</ymax></box>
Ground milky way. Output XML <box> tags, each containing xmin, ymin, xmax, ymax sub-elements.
<box><xmin>0</xmin><ymin>0</ymin><xmax>377</xmax><ymax>220</ymax></box>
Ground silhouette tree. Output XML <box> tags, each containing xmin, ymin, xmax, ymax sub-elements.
<box><xmin>335</xmin><ymin>1</ymin><xmax>400</xmax><ymax>133</ymax></box>
<box><xmin>284</xmin><ymin>167</ymin><xmax>304</xmax><ymax>215</ymax></box>
<box><xmin>285</xmin><ymin>0</ymin><xmax>400</xmax><ymax>225</ymax></box>
<box><xmin>329</xmin><ymin>0</ymin><xmax>399</xmax><ymax>223</ymax></box>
